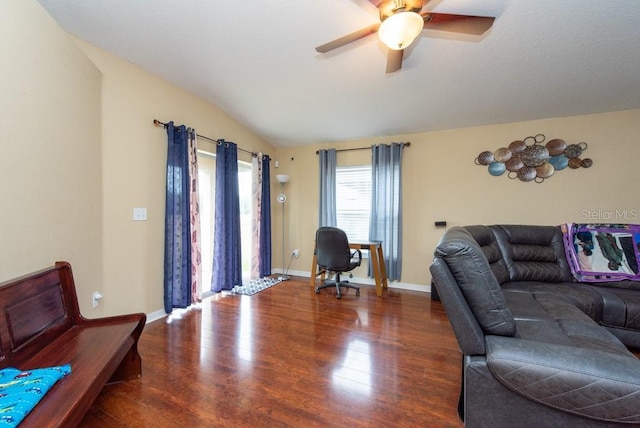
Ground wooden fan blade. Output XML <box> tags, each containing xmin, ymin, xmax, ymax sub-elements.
<box><xmin>386</xmin><ymin>49</ymin><xmax>404</xmax><ymax>73</ymax></box>
<box><xmin>422</xmin><ymin>12</ymin><xmax>495</xmax><ymax>35</ymax></box>
<box><xmin>315</xmin><ymin>23</ymin><xmax>381</xmax><ymax>53</ymax></box>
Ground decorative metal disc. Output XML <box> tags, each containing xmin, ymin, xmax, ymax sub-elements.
<box><xmin>545</xmin><ymin>139</ymin><xmax>567</xmax><ymax>156</ymax></box>
<box><xmin>488</xmin><ymin>161</ymin><xmax>506</xmax><ymax>176</ymax></box>
<box><xmin>520</xmin><ymin>144</ymin><xmax>550</xmax><ymax>167</ymax></box>
<box><xmin>475</xmin><ymin>151</ymin><xmax>494</xmax><ymax>165</ymax></box>
<box><xmin>516</xmin><ymin>166</ymin><xmax>537</xmax><ymax>182</ymax></box>
<box><xmin>508</xmin><ymin>140</ymin><xmax>527</xmax><ymax>154</ymax></box>
<box><xmin>548</xmin><ymin>154</ymin><xmax>569</xmax><ymax>170</ymax></box>
<box><xmin>493</xmin><ymin>147</ymin><xmax>513</xmax><ymax>163</ymax></box>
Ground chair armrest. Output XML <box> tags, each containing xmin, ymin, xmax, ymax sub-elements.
<box><xmin>351</xmin><ymin>250</ymin><xmax>362</xmax><ymax>266</ymax></box>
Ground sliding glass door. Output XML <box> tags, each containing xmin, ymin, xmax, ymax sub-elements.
<box><xmin>198</xmin><ymin>151</ymin><xmax>253</xmax><ymax>291</ymax></box>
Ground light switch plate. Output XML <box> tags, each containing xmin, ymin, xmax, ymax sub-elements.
<box><xmin>133</xmin><ymin>208</ymin><xmax>147</xmax><ymax>221</ymax></box>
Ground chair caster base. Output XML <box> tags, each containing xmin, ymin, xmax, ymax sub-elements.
<box><xmin>315</xmin><ymin>281</ymin><xmax>360</xmax><ymax>299</ymax></box>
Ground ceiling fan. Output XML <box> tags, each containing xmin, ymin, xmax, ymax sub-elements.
<box><xmin>315</xmin><ymin>0</ymin><xmax>495</xmax><ymax>73</ymax></box>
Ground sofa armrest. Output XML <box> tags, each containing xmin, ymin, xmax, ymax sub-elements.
<box><xmin>486</xmin><ymin>335</ymin><xmax>640</xmax><ymax>423</ymax></box>
<box><xmin>430</xmin><ymin>258</ymin><xmax>486</xmax><ymax>355</ymax></box>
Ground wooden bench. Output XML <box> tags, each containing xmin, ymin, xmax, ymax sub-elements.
<box><xmin>0</xmin><ymin>261</ymin><xmax>146</xmax><ymax>427</ymax></box>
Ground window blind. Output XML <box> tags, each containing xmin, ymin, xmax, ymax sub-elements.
<box><xmin>336</xmin><ymin>165</ymin><xmax>371</xmax><ymax>242</ymax></box>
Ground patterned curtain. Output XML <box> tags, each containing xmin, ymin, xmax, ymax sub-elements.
<box><xmin>370</xmin><ymin>143</ymin><xmax>404</xmax><ymax>281</ymax></box>
<box><xmin>163</xmin><ymin>122</ymin><xmax>192</xmax><ymax>313</ymax></box>
<box><xmin>188</xmin><ymin>132</ymin><xmax>202</xmax><ymax>303</ymax></box>
<box><xmin>250</xmin><ymin>154</ymin><xmax>262</xmax><ymax>280</ymax></box>
<box><xmin>318</xmin><ymin>148</ymin><xmax>337</xmax><ymax>227</ymax></box>
<box><xmin>211</xmin><ymin>140</ymin><xmax>242</xmax><ymax>292</ymax></box>
<box><xmin>250</xmin><ymin>153</ymin><xmax>273</xmax><ymax>279</ymax></box>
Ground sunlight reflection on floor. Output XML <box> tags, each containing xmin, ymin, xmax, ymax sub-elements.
<box><xmin>332</xmin><ymin>339</ymin><xmax>372</xmax><ymax>397</ymax></box>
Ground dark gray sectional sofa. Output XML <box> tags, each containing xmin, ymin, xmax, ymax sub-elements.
<box><xmin>430</xmin><ymin>225</ymin><xmax>640</xmax><ymax>427</ymax></box>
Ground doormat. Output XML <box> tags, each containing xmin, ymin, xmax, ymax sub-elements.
<box><xmin>229</xmin><ymin>277</ymin><xmax>282</xmax><ymax>296</ymax></box>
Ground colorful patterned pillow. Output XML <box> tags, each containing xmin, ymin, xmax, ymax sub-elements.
<box><xmin>0</xmin><ymin>364</ymin><xmax>71</xmax><ymax>427</ymax></box>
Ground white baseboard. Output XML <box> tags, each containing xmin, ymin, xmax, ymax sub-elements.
<box><xmin>146</xmin><ymin>272</ymin><xmax>431</xmax><ymax>321</ymax></box>
<box><xmin>146</xmin><ymin>309</ymin><xmax>167</xmax><ymax>324</ymax></box>
<box><xmin>277</xmin><ymin>268</ymin><xmax>430</xmax><ymax>293</ymax></box>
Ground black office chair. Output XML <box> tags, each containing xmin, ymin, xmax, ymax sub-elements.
<box><xmin>314</xmin><ymin>227</ymin><xmax>362</xmax><ymax>299</ymax></box>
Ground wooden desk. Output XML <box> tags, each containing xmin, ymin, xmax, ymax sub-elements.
<box><xmin>309</xmin><ymin>240</ymin><xmax>388</xmax><ymax>297</ymax></box>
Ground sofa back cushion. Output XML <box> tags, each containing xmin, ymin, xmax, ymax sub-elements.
<box><xmin>465</xmin><ymin>225</ymin><xmax>511</xmax><ymax>284</ymax></box>
<box><xmin>435</xmin><ymin>227</ymin><xmax>517</xmax><ymax>336</ymax></box>
<box><xmin>492</xmin><ymin>225</ymin><xmax>573</xmax><ymax>283</ymax></box>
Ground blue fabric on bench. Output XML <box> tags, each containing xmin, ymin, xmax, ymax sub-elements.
<box><xmin>0</xmin><ymin>365</ymin><xmax>71</xmax><ymax>427</ymax></box>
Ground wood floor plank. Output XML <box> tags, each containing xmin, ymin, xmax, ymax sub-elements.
<box><xmin>80</xmin><ymin>278</ymin><xmax>463</xmax><ymax>427</ymax></box>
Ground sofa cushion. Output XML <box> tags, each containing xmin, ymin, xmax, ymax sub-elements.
<box><xmin>502</xmin><ymin>285</ymin><xmax>624</xmax><ymax>353</ymax></box>
<box><xmin>535</xmin><ymin>296</ymin><xmax>631</xmax><ymax>354</ymax></box>
<box><xmin>502</xmin><ymin>281</ymin><xmax>603</xmax><ymax>321</ymax></box>
<box><xmin>492</xmin><ymin>225</ymin><xmax>574</xmax><ymax>283</ymax></box>
<box><xmin>503</xmin><ymin>290</ymin><xmax>577</xmax><ymax>345</ymax></box>
<box><xmin>465</xmin><ymin>225</ymin><xmax>510</xmax><ymax>284</ymax></box>
<box><xmin>435</xmin><ymin>227</ymin><xmax>516</xmax><ymax>336</ymax></box>
<box><xmin>591</xmin><ymin>286</ymin><xmax>640</xmax><ymax>331</ymax></box>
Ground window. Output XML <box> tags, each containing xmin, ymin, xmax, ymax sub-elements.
<box><xmin>336</xmin><ymin>165</ymin><xmax>371</xmax><ymax>242</ymax></box>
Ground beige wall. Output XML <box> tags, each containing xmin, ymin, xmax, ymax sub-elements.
<box><xmin>277</xmin><ymin>109</ymin><xmax>640</xmax><ymax>289</ymax></box>
<box><xmin>74</xmin><ymin>40</ymin><xmax>275</xmax><ymax>317</ymax></box>
<box><xmin>0</xmin><ymin>0</ymin><xmax>103</xmax><ymax>312</ymax></box>
<box><xmin>2</xmin><ymin>0</ymin><xmax>274</xmax><ymax>318</ymax></box>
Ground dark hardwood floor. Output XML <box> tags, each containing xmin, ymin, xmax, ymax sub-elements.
<box><xmin>80</xmin><ymin>277</ymin><xmax>463</xmax><ymax>427</ymax></box>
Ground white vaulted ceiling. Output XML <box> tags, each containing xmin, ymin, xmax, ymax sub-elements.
<box><xmin>37</xmin><ymin>0</ymin><xmax>640</xmax><ymax>147</ymax></box>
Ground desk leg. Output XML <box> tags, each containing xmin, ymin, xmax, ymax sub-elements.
<box><xmin>309</xmin><ymin>252</ymin><xmax>317</xmax><ymax>287</ymax></box>
<box><xmin>376</xmin><ymin>245</ymin><xmax>388</xmax><ymax>289</ymax></box>
<box><xmin>370</xmin><ymin>245</ymin><xmax>383</xmax><ymax>297</ymax></box>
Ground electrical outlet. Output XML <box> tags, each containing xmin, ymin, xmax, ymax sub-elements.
<box><xmin>292</xmin><ymin>249</ymin><xmax>299</xmax><ymax>259</ymax></box>
<box><xmin>92</xmin><ymin>291</ymin><xmax>103</xmax><ymax>308</ymax></box>
<box><xmin>133</xmin><ymin>207</ymin><xmax>147</xmax><ymax>221</ymax></box>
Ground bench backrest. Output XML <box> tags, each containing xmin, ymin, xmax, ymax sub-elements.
<box><xmin>0</xmin><ymin>262</ymin><xmax>80</xmax><ymax>367</ymax></box>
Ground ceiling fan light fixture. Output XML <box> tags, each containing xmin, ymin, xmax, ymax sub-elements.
<box><xmin>378</xmin><ymin>11</ymin><xmax>424</xmax><ymax>50</ymax></box>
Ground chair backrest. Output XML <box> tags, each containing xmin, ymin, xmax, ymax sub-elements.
<box><xmin>316</xmin><ymin>227</ymin><xmax>352</xmax><ymax>271</ymax></box>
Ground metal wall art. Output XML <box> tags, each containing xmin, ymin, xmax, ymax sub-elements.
<box><xmin>474</xmin><ymin>134</ymin><xmax>593</xmax><ymax>183</ymax></box>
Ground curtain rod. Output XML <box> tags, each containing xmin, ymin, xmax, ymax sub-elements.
<box><xmin>315</xmin><ymin>142</ymin><xmax>410</xmax><ymax>155</ymax></box>
<box><xmin>153</xmin><ymin>119</ymin><xmax>257</xmax><ymax>157</ymax></box>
